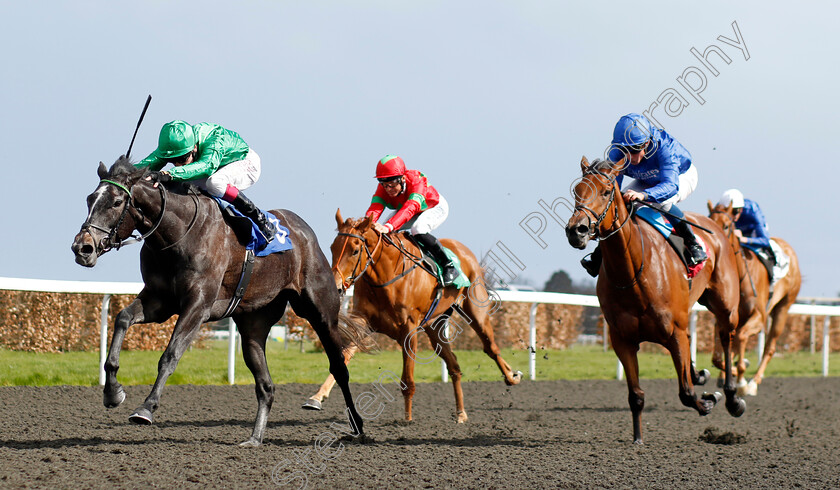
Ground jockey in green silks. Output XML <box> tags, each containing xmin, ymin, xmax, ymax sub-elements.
<box><xmin>136</xmin><ymin>120</ymin><xmax>277</xmax><ymax>242</ymax></box>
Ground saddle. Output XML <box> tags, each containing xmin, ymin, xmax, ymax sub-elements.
<box><xmin>743</xmin><ymin>245</ymin><xmax>776</xmax><ymax>283</ymax></box>
<box><xmin>402</xmin><ymin>233</ymin><xmax>471</xmax><ymax>289</ymax></box>
<box><xmin>635</xmin><ymin>206</ymin><xmax>707</xmax><ymax>279</ymax></box>
<box><xmin>212</xmin><ymin>197</ymin><xmax>292</xmax><ymax>257</ymax></box>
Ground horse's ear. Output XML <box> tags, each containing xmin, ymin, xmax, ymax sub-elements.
<box><xmin>707</xmin><ymin>200</ymin><xmax>714</xmax><ymax>213</ymax></box>
<box><xmin>607</xmin><ymin>157</ymin><xmax>625</xmax><ymax>175</ymax></box>
<box><xmin>580</xmin><ymin>155</ymin><xmax>590</xmax><ymax>172</ymax></box>
<box><xmin>335</xmin><ymin>208</ymin><xmax>344</xmax><ymax>227</ymax></box>
<box><xmin>360</xmin><ymin>214</ymin><xmax>373</xmax><ymax>230</ymax></box>
<box><xmin>97</xmin><ymin>161</ymin><xmax>108</xmax><ymax>179</ymax></box>
<box><xmin>726</xmin><ymin>202</ymin><xmax>733</xmax><ymax>214</ymax></box>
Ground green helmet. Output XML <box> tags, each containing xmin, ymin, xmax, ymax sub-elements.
<box><xmin>154</xmin><ymin>120</ymin><xmax>196</xmax><ymax>159</ymax></box>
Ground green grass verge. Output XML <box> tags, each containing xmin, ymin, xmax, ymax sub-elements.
<box><xmin>0</xmin><ymin>341</ymin><xmax>837</xmax><ymax>386</ymax></box>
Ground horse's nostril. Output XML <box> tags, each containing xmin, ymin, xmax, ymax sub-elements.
<box><xmin>81</xmin><ymin>244</ymin><xmax>94</xmax><ymax>255</ymax></box>
<box><xmin>575</xmin><ymin>224</ymin><xmax>589</xmax><ymax>235</ymax></box>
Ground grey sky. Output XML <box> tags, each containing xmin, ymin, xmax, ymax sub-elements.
<box><xmin>1</xmin><ymin>2</ymin><xmax>836</xmax><ymax>297</ymax></box>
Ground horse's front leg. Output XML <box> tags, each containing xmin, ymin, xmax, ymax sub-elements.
<box><xmin>129</xmin><ymin>303</ymin><xmax>209</xmax><ymax>425</ymax></box>
<box><xmin>104</xmin><ymin>292</ymin><xmax>169</xmax><ymax>409</ymax></box>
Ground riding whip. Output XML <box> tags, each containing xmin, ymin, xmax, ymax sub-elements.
<box><xmin>126</xmin><ymin>94</ymin><xmax>152</xmax><ymax>159</ymax></box>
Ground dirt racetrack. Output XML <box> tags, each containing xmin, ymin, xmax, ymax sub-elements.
<box><xmin>0</xmin><ymin>377</ymin><xmax>838</xmax><ymax>488</ymax></box>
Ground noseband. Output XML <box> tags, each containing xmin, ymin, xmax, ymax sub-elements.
<box><xmin>80</xmin><ymin>178</ymin><xmax>167</xmax><ymax>255</ymax></box>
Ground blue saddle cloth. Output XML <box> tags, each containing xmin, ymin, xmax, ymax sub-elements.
<box><xmin>634</xmin><ymin>204</ymin><xmax>707</xmax><ymax>278</ymax></box>
<box><xmin>635</xmin><ymin>205</ymin><xmax>674</xmax><ymax>238</ymax></box>
<box><xmin>212</xmin><ymin>198</ymin><xmax>293</xmax><ymax>257</ymax></box>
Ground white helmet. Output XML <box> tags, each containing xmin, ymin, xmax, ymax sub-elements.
<box><xmin>718</xmin><ymin>188</ymin><xmax>744</xmax><ymax>209</ymax></box>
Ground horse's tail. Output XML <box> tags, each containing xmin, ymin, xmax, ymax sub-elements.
<box><xmin>333</xmin><ymin>310</ymin><xmax>378</xmax><ymax>354</ymax></box>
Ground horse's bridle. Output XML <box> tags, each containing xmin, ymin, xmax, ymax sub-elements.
<box><xmin>333</xmin><ymin>231</ymin><xmax>382</xmax><ymax>289</ymax></box>
<box><xmin>80</xmin><ymin>178</ymin><xmax>167</xmax><ymax>255</ymax></box>
<box><xmin>573</xmin><ymin>167</ymin><xmax>633</xmax><ymax>241</ymax></box>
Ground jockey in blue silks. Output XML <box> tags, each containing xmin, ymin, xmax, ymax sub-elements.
<box><xmin>717</xmin><ymin>188</ymin><xmax>771</xmax><ymax>251</ymax></box>
<box><xmin>581</xmin><ymin>113</ymin><xmax>708</xmax><ymax>277</ymax></box>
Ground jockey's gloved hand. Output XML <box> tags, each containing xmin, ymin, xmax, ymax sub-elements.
<box><xmin>148</xmin><ymin>171</ymin><xmax>172</xmax><ymax>184</ymax></box>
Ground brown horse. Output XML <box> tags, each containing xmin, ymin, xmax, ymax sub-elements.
<box><xmin>301</xmin><ymin>209</ymin><xmax>521</xmax><ymax>423</ymax></box>
<box><xmin>565</xmin><ymin>157</ymin><xmax>745</xmax><ymax>444</ymax></box>
<box><xmin>71</xmin><ymin>157</ymin><xmax>372</xmax><ymax>446</ymax></box>
<box><xmin>707</xmin><ymin>201</ymin><xmax>802</xmax><ymax>395</ymax></box>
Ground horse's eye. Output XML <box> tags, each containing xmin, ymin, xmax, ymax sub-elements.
<box><xmin>351</xmin><ymin>249</ymin><xmax>360</xmax><ymax>256</ymax></box>
<box><xmin>113</xmin><ymin>199</ymin><xmax>123</xmax><ymax>208</ymax></box>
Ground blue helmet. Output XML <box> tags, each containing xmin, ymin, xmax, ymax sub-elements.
<box><xmin>611</xmin><ymin>113</ymin><xmax>653</xmax><ymax>147</ymax></box>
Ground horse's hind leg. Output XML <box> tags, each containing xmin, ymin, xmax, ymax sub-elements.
<box><xmin>426</xmin><ymin>318</ymin><xmax>467</xmax><ymax>423</ymax></box>
<box><xmin>104</xmin><ymin>291</ymin><xmax>169</xmax><ymax>409</ymax></box>
<box><xmin>237</xmin><ymin>313</ymin><xmax>278</xmax><ymax>447</ymax></box>
<box><xmin>708</xmin><ymin>304</ymin><xmax>746</xmax><ymax>417</ymax></box>
<box><xmin>459</xmin><ymin>297</ymin><xmax>521</xmax><ymax>385</ymax></box>
<box><xmin>752</xmin><ymin>298</ymin><xmax>795</xmax><ymax>388</ymax></box>
<box><xmin>666</xmin><ymin>328</ymin><xmax>720</xmax><ymax>417</ymax></box>
<box><xmin>291</xmin><ymin>291</ymin><xmax>366</xmax><ymax>440</ymax></box>
<box><xmin>303</xmin><ymin>344</ymin><xmax>358</xmax><ymax>411</ymax></box>
<box><xmin>129</xmin><ymin>303</ymin><xmax>209</xmax><ymax>425</ymax></box>
<box><xmin>610</xmin><ymin>335</ymin><xmax>645</xmax><ymax>444</ymax></box>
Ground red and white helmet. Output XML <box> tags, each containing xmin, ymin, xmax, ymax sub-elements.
<box><xmin>375</xmin><ymin>155</ymin><xmax>406</xmax><ymax>180</ymax></box>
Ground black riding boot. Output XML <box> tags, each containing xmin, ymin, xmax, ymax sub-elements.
<box><xmin>414</xmin><ymin>233</ymin><xmax>459</xmax><ymax>286</ymax></box>
<box><xmin>581</xmin><ymin>245</ymin><xmax>602</xmax><ymax>277</ymax></box>
<box><xmin>231</xmin><ymin>193</ymin><xmax>277</xmax><ymax>243</ymax></box>
<box><xmin>673</xmin><ymin>219</ymin><xmax>707</xmax><ymax>266</ymax></box>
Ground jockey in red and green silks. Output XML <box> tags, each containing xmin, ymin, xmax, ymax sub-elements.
<box><xmin>135</xmin><ymin>120</ymin><xmax>277</xmax><ymax>242</ymax></box>
<box><xmin>365</xmin><ymin>155</ymin><xmax>459</xmax><ymax>286</ymax></box>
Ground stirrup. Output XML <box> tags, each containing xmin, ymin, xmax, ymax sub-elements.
<box><xmin>687</xmin><ymin>245</ymin><xmax>707</xmax><ymax>266</ymax></box>
<box><xmin>441</xmin><ymin>265</ymin><xmax>459</xmax><ymax>286</ymax></box>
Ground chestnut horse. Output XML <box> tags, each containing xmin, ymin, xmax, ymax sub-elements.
<box><xmin>71</xmin><ymin>157</ymin><xmax>372</xmax><ymax>446</ymax></box>
<box><xmin>565</xmin><ymin>157</ymin><xmax>745</xmax><ymax>444</ymax></box>
<box><xmin>707</xmin><ymin>201</ymin><xmax>801</xmax><ymax>395</ymax></box>
<box><xmin>301</xmin><ymin>210</ymin><xmax>521</xmax><ymax>423</ymax></box>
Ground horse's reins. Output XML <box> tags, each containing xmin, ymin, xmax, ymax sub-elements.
<box><xmin>334</xmin><ymin>230</ymin><xmax>440</xmax><ymax>289</ymax></box>
<box><xmin>574</xmin><ymin>167</ymin><xmax>644</xmax><ymax>289</ymax></box>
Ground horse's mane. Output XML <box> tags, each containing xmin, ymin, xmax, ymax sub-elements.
<box><xmin>589</xmin><ymin>158</ymin><xmax>612</xmax><ymax>172</ymax></box>
<box><xmin>108</xmin><ymin>155</ymin><xmax>146</xmax><ymax>180</ymax></box>
<box><xmin>106</xmin><ymin>155</ymin><xmax>197</xmax><ymax>196</ymax></box>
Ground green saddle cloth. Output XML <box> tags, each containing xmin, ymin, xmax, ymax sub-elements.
<box><xmin>435</xmin><ymin>247</ymin><xmax>471</xmax><ymax>289</ymax></box>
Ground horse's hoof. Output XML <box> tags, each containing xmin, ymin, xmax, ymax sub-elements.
<box><xmin>743</xmin><ymin>379</ymin><xmax>758</xmax><ymax>396</ymax></box>
<box><xmin>339</xmin><ymin>432</ymin><xmax>375</xmax><ymax>444</ymax></box>
<box><xmin>128</xmin><ymin>408</ymin><xmax>153</xmax><ymax>425</ymax></box>
<box><xmin>726</xmin><ymin>397</ymin><xmax>746</xmax><ymax>417</ymax></box>
<box><xmin>633</xmin><ymin>438</ymin><xmax>644</xmax><ymax>445</ymax></box>
<box><xmin>506</xmin><ymin>371</ymin><xmax>523</xmax><ymax>386</ymax></box>
<box><xmin>301</xmin><ymin>398</ymin><xmax>323</xmax><ymax>411</ymax></box>
<box><xmin>695</xmin><ymin>369</ymin><xmax>710</xmax><ymax>386</ymax></box>
<box><xmin>456</xmin><ymin>411</ymin><xmax>468</xmax><ymax>423</ymax></box>
<box><xmin>103</xmin><ymin>386</ymin><xmax>126</xmax><ymax>409</ymax></box>
<box><xmin>699</xmin><ymin>392</ymin><xmax>723</xmax><ymax>414</ymax></box>
<box><xmin>239</xmin><ymin>438</ymin><xmax>261</xmax><ymax>448</ymax></box>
